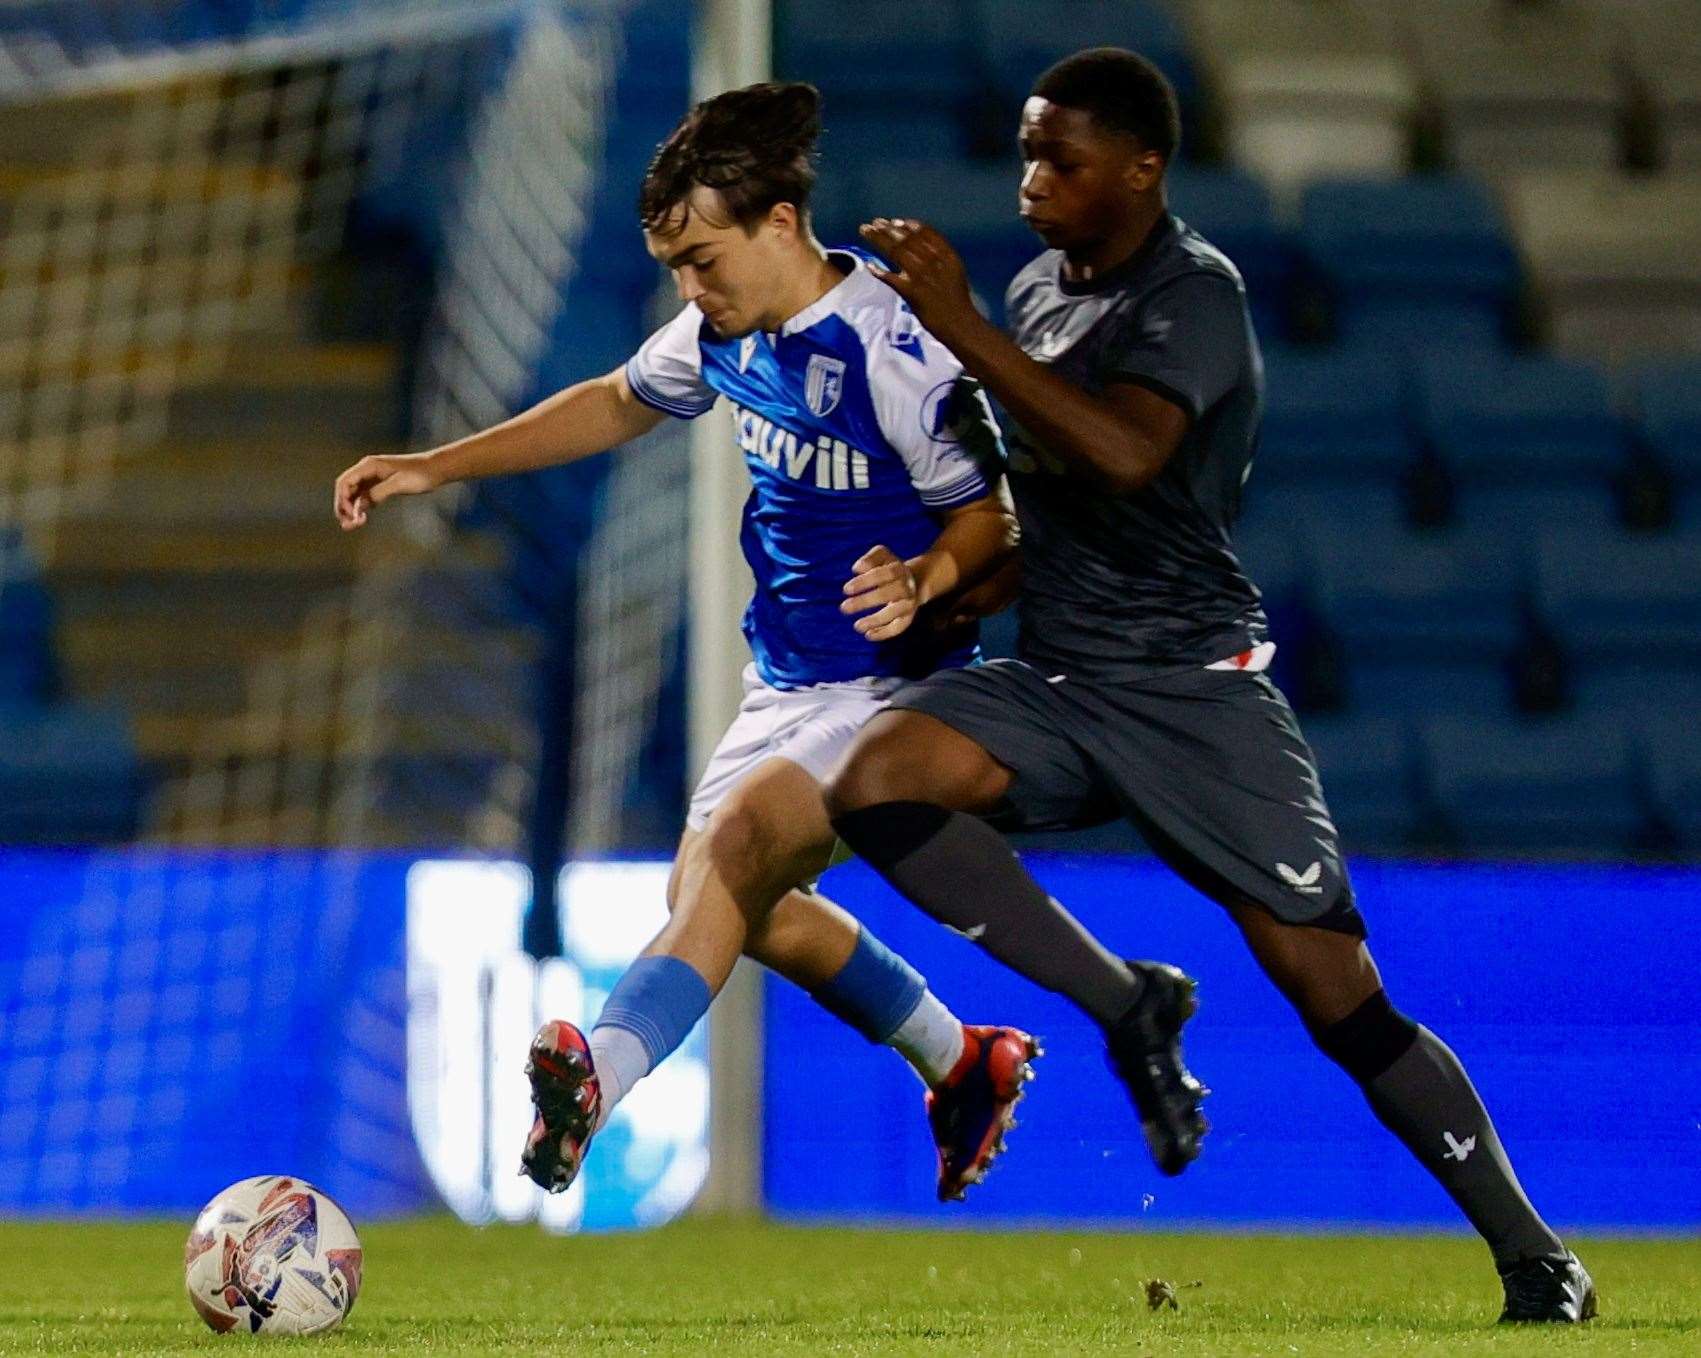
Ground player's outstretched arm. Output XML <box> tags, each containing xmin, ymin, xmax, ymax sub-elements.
<box><xmin>333</xmin><ymin>366</ymin><xmax>668</xmax><ymax>530</ymax></box>
<box><xmin>841</xmin><ymin>486</ymin><xmax>1017</xmax><ymax>642</ymax></box>
<box><xmin>860</xmin><ymin>218</ymin><xmax>1187</xmax><ymax>496</ymax></box>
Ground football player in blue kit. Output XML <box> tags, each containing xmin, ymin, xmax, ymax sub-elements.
<box><xmin>333</xmin><ymin>83</ymin><xmax>1039</xmax><ymax>1203</ymax></box>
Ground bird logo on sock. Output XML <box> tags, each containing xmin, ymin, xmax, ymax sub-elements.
<box><xmin>1442</xmin><ymin>1131</ymin><xmax>1477</xmax><ymax>1162</ymax></box>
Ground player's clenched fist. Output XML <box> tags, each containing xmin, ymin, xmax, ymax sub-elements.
<box><xmin>333</xmin><ymin>452</ymin><xmax>441</xmax><ymax>530</ymax></box>
<box><xmin>841</xmin><ymin>544</ymin><xmax>920</xmax><ymax>641</ymax></box>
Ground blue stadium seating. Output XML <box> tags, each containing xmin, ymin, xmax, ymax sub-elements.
<box><xmin>1311</xmin><ymin>525</ymin><xmax>1524</xmax><ymax>657</ymax></box>
<box><xmin>1232</xmin><ymin>511</ymin><xmax>1303</xmax><ymax>607</ymax></box>
<box><xmin>820</xmin><ymin>111</ymin><xmax>965</xmax><ymax>173</ymax></box>
<box><xmin>0</xmin><ymin>706</ymin><xmax>145</xmax><ymax>845</ymax></box>
<box><xmin>1302</xmin><ymin>714</ymin><xmax>1421</xmax><ymax>852</ymax></box>
<box><xmin>859</xmin><ymin>160</ymin><xmax>1030</xmax><ymax>311</ymax></box>
<box><xmin>778</xmin><ymin>0</ymin><xmax>976</xmax><ymax>111</ymax></box>
<box><xmin>1634</xmin><ymin>359</ymin><xmax>1701</xmax><ymax>525</ymax></box>
<box><xmin>1414</xmin><ymin>352</ymin><xmax>1628</xmax><ymax>527</ymax></box>
<box><xmin>1532</xmin><ymin>531</ymin><xmax>1701</xmax><ymax>724</ymax></box>
<box><xmin>1169</xmin><ymin>168</ymin><xmax>1294</xmax><ymax>339</ymax></box>
<box><xmin>1533</xmin><ymin>531</ymin><xmax>1701</xmax><ymax>666</ymax></box>
<box><xmin>0</xmin><ymin>530</ymin><xmax>57</xmax><ymax>708</ymax></box>
<box><xmin>1299</xmin><ymin>178</ymin><xmax>1518</xmax><ymax>348</ymax></box>
<box><xmin>974</xmin><ymin>0</ymin><xmax>1200</xmax><ymax>137</ymax></box>
<box><xmin>1241</xmin><ymin>483</ymin><xmax>1410</xmax><ymax>558</ymax></box>
<box><xmin>1310</xmin><ymin>524</ymin><xmax>1527</xmax><ymax>716</ymax></box>
<box><xmin>1578</xmin><ymin>667</ymin><xmax>1701</xmax><ymax>717</ymax></box>
<box><xmin>1256</xmin><ymin>344</ymin><xmax>1413</xmax><ymax>491</ymax></box>
<box><xmin>555</xmin><ymin>4</ymin><xmax>1696</xmax><ymax>865</ymax></box>
<box><xmin>1335</xmin><ymin>304</ymin><xmax>1509</xmax><ymax>352</ymax></box>
<box><xmin>1420</xmin><ymin>715</ymin><xmax>1644</xmax><ymax>855</ymax></box>
<box><xmin>1640</xmin><ymin>716</ymin><xmax>1701</xmax><ymax>851</ymax></box>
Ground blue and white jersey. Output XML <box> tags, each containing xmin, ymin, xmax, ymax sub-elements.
<box><xmin>625</xmin><ymin>250</ymin><xmax>1006</xmax><ymax>689</ymax></box>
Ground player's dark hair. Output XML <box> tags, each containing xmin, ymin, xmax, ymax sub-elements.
<box><xmin>639</xmin><ymin>81</ymin><xmax>821</xmax><ymax>236</ymax></box>
<box><xmin>1031</xmin><ymin>47</ymin><xmax>1180</xmax><ymax>161</ymax></box>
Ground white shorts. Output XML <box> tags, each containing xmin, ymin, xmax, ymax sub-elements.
<box><xmin>686</xmin><ymin>664</ymin><xmax>906</xmax><ymax>831</ymax></box>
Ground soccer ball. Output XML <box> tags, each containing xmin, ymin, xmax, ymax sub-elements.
<box><xmin>183</xmin><ymin>1175</ymin><xmax>364</xmax><ymax>1336</ymax></box>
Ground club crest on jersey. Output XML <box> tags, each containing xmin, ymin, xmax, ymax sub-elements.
<box><xmin>804</xmin><ymin>354</ymin><xmax>846</xmax><ymax>417</ymax></box>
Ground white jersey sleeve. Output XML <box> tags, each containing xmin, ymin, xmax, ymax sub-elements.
<box><xmin>866</xmin><ymin>306</ymin><xmax>1004</xmax><ymax>509</ymax></box>
<box><xmin>625</xmin><ymin>302</ymin><xmax>717</xmax><ymax>418</ymax></box>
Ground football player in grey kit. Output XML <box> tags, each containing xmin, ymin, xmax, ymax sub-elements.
<box><xmin>826</xmin><ymin>47</ymin><xmax>1594</xmax><ymax>1325</ymax></box>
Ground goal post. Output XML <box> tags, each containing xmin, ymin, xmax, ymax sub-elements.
<box><xmin>689</xmin><ymin>0</ymin><xmax>771</xmax><ymax>1218</ymax></box>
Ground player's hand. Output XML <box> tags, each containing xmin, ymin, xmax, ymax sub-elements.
<box><xmin>858</xmin><ymin>218</ymin><xmax>978</xmax><ymax>343</ymax></box>
<box><xmin>841</xmin><ymin>544</ymin><xmax>920</xmax><ymax>642</ymax></box>
<box><xmin>333</xmin><ymin>452</ymin><xmax>441</xmax><ymax>531</ymax></box>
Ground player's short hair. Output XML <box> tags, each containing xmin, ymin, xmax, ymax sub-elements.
<box><xmin>640</xmin><ymin>81</ymin><xmax>821</xmax><ymax>236</ymax></box>
<box><xmin>1031</xmin><ymin>47</ymin><xmax>1180</xmax><ymax>162</ymax></box>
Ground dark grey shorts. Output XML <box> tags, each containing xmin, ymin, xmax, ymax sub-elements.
<box><xmin>890</xmin><ymin>659</ymin><xmax>1365</xmax><ymax>935</ymax></box>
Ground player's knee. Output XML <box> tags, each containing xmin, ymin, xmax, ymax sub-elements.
<box><xmin>701</xmin><ymin>796</ymin><xmax>813</xmax><ymax>916</ymax></box>
<box><xmin>824</xmin><ymin>717</ymin><xmax>949</xmax><ymax>817</ymax></box>
<box><xmin>704</xmin><ymin>799</ymin><xmax>772</xmax><ymax>881</ymax></box>
<box><xmin>824</xmin><ymin>739</ymin><xmax>907</xmax><ymax>819</ymax></box>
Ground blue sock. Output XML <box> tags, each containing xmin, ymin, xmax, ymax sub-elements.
<box><xmin>810</xmin><ymin>926</ymin><xmax>927</xmax><ymax>1043</ymax></box>
<box><xmin>595</xmin><ymin>955</ymin><xmax>714</xmax><ymax>1068</ymax></box>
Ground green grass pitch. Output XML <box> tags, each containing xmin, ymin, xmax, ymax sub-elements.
<box><xmin>2</xmin><ymin>1217</ymin><xmax>1695</xmax><ymax>1355</ymax></box>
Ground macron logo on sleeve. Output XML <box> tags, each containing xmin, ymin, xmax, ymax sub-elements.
<box><xmin>890</xmin><ymin>306</ymin><xmax>925</xmax><ymax>362</ymax></box>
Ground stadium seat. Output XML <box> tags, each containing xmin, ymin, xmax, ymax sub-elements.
<box><xmin>1168</xmin><ymin>168</ymin><xmax>1294</xmax><ymax>339</ymax></box>
<box><xmin>1413</xmin><ymin>352</ymin><xmax>1628</xmax><ymax>529</ymax></box>
<box><xmin>1605</xmin><ymin>0</ymin><xmax>1701</xmax><ymax>171</ymax></box>
<box><xmin>1499</xmin><ymin>171</ymin><xmax>1701</xmax><ymax>363</ymax></box>
<box><xmin>1576</xmin><ymin>666</ymin><xmax>1701</xmax><ymax>720</ymax></box>
<box><xmin>860</xmin><ymin>160</ymin><xmax>1031</xmax><ymax>310</ymax></box>
<box><xmin>1639</xmin><ymin>714</ymin><xmax>1701</xmax><ymax>851</ymax></box>
<box><xmin>805</xmin><ymin>169</ymin><xmax>866</xmax><ymax>249</ymax></box>
<box><xmin>1311</xmin><ymin>524</ymin><xmax>1524</xmax><ymax>657</ymax></box>
<box><xmin>1299</xmin><ymin>178</ymin><xmax>1518</xmax><ymax>349</ymax></box>
<box><xmin>1302</xmin><ymin>714</ymin><xmax>1421</xmax><ymax>853</ymax></box>
<box><xmin>1633</xmin><ymin>360</ymin><xmax>1701</xmax><ymax>526</ymax></box>
<box><xmin>1257</xmin><ymin>344</ymin><xmax>1413</xmax><ymax>491</ymax></box>
<box><xmin>1533</xmin><ymin>531</ymin><xmax>1701</xmax><ymax>673</ymax></box>
<box><xmin>1180</xmin><ymin>0</ymin><xmax>1416</xmax><ymax>188</ymax></box>
<box><xmin>1332</xmin><ymin>304</ymin><xmax>1508</xmax><ymax>353</ymax></box>
<box><xmin>1420</xmin><ymin>714</ymin><xmax>1644</xmax><ymax>855</ymax></box>
<box><xmin>0</xmin><ymin>532</ymin><xmax>57</xmax><ymax>708</ymax></box>
<box><xmin>818</xmin><ymin>111</ymin><xmax>964</xmax><ymax>176</ymax></box>
<box><xmin>1349</xmin><ymin>659</ymin><xmax>1519</xmax><ymax>720</ymax></box>
<box><xmin>1310</xmin><ymin>524</ymin><xmax>1526</xmax><ymax>717</ymax></box>
<box><xmin>778</xmin><ymin>0</ymin><xmax>976</xmax><ymax>110</ymax></box>
<box><xmin>0</xmin><ymin>706</ymin><xmax>146</xmax><ymax>844</ymax></box>
<box><xmin>1231</xmin><ymin>512</ymin><xmax>1303</xmax><ymax>609</ymax></box>
<box><xmin>1398</xmin><ymin>0</ymin><xmax>1623</xmax><ymax>174</ymax></box>
<box><xmin>976</xmin><ymin>0</ymin><xmax>1200</xmax><ymax>133</ymax></box>
<box><xmin>1235</xmin><ymin>484</ymin><xmax>1407</xmax><ymax>709</ymax></box>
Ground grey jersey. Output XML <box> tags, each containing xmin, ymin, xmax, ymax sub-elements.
<box><xmin>1003</xmin><ymin>213</ymin><xmax>1267</xmax><ymax>680</ymax></box>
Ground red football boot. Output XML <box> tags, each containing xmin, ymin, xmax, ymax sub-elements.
<box><xmin>520</xmin><ymin>1019</ymin><xmax>602</xmax><ymax>1193</ymax></box>
<box><xmin>926</xmin><ymin>1024</ymin><xmax>1042</xmax><ymax>1202</ymax></box>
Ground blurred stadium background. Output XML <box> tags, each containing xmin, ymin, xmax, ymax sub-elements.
<box><xmin>0</xmin><ymin>0</ymin><xmax>1696</xmax><ymax>1280</ymax></box>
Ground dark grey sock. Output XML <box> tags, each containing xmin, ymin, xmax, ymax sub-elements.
<box><xmin>1315</xmin><ymin>992</ymin><xmax>1563</xmax><ymax>1267</ymax></box>
<box><xmin>832</xmin><ymin>801</ymin><xmax>1141</xmax><ymax>1025</ymax></box>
